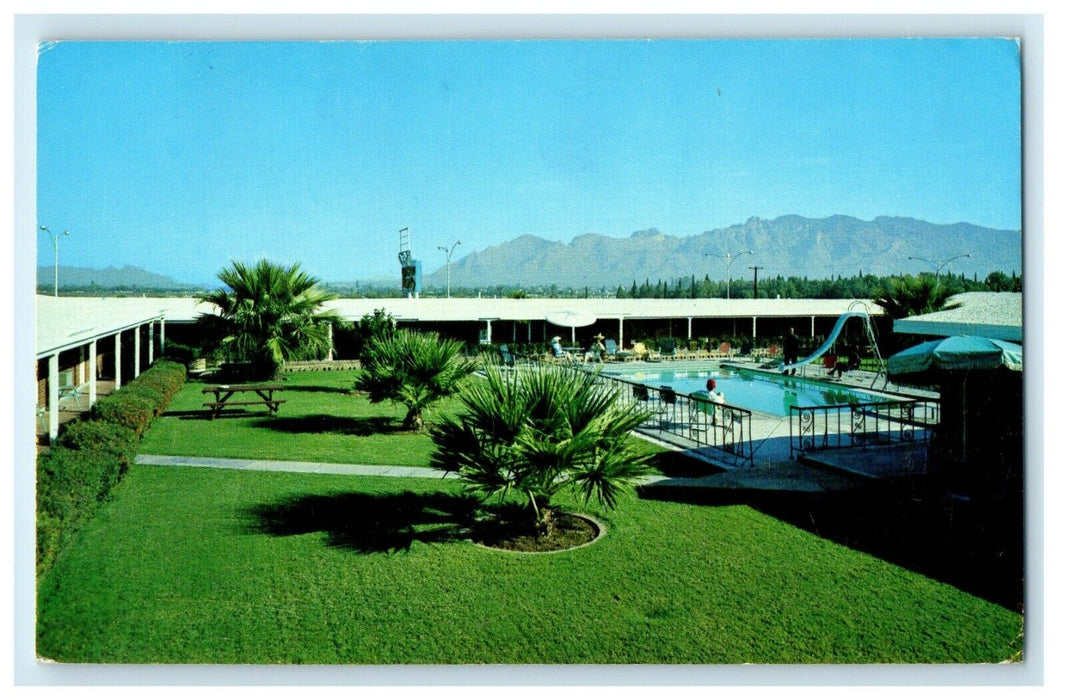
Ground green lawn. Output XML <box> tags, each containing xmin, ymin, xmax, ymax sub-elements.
<box><xmin>138</xmin><ymin>369</ymin><xmax>675</xmax><ymax>470</ymax></box>
<box><xmin>36</xmin><ymin>465</ymin><xmax>1022</xmax><ymax>665</ymax></box>
<box><xmin>139</xmin><ymin>370</ymin><xmax>457</xmax><ymax>466</ymax></box>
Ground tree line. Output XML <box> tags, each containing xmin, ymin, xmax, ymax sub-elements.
<box><xmin>612</xmin><ymin>270</ymin><xmax>1021</xmax><ymax>300</ymax></box>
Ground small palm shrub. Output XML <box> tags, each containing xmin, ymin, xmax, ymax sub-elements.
<box><xmin>354</xmin><ymin>329</ymin><xmax>476</xmax><ymax>431</ymax></box>
<box><xmin>429</xmin><ymin>363</ymin><xmax>654</xmax><ymax>535</ymax></box>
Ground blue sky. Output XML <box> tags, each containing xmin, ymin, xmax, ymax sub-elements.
<box><xmin>36</xmin><ymin>38</ymin><xmax>1021</xmax><ymax>284</ymax></box>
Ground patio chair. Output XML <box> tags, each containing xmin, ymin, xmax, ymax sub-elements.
<box><xmin>603</xmin><ymin>339</ymin><xmax>619</xmax><ymax>361</ymax></box>
<box><xmin>657</xmin><ymin>386</ymin><xmax>677</xmax><ymax>429</ymax></box>
<box><xmin>630</xmin><ymin>342</ymin><xmax>650</xmax><ymax>361</ymax></box>
<box><xmin>499</xmin><ymin>344</ymin><xmax>516</xmax><ymax>368</ymax></box>
<box><xmin>57</xmin><ymin>370</ymin><xmax>83</xmax><ymax>409</ymax></box>
<box><xmin>658</xmin><ymin>338</ymin><xmax>677</xmax><ymax>359</ymax></box>
<box><xmin>688</xmin><ymin>390</ymin><xmax>717</xmax><ymax>441</ymax></box>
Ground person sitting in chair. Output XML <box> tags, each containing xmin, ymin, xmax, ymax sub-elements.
<box><xmin>706</xmin><ymin>378</ymin><xmax>726</xmax><ymax>405</ymax></box>
<box><xmin>550</xmin><ymin>336</ymin><xmax>570</xmax><ymax>359</ymax></box>
<box><xmin>585</xmin><ymin>333</ymin><xmax>607</xmax><ymax>362</ymax></box>
<box><xmin>830</xmin><ymin>341</ymin><xmax>863</xmax><ymax>378</ymax></box>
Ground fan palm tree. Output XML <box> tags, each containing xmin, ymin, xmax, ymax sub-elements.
<box><xmin>354</xmin><ymin>329</ymin><xmax>476</xmax><ymax>431</ymax></box>
<box><xmin>872</xmin><ymin>275</ymin><xmax>961</xmax><ymax>320</ymax></box>
<box><xmin>196</xmin><ymin>259</ymin><xmax>342</xmax><ymax>379</ymax></box>
<box><xmin>429</xmin><ymin>363</ymin><xmax>653</xmax><ymax>535</ymax></box>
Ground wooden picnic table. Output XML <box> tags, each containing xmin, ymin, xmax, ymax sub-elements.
<box><xmin>202</xmin><ymin>383</ymin><xmax>286</xmax><ymax>419</ymax></box>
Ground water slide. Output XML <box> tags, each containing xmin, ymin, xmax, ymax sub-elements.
<box><xmin>779</xmin><ymin>311</ymin><xmax>869</xmax><ymax>373</ymax></box>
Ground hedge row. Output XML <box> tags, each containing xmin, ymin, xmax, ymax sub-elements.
<box><xmin>36</xmin><ymin>359</ymin><xmax>187</xmax><ymax>577</ymax></box>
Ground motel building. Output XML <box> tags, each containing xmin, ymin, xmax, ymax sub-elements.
<box><xmin>34</xmin><ymin>293</ymin><xmax>895</xmax><ymax>442</ymax></box>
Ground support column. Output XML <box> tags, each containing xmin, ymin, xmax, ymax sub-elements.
<box><xmin>327</xmin><ymin>323</ymin><xmax>334</xmax><ymax>361</ymax></box>
<box><xmin>48</xmin><ymin>353</ymin><xmax>59</xmax><ymax>441</ymax></box>
<box><xmin>88</xmin><ymin>339</ymin><xmax>98</xmax><ymax>406</ymax></box>
<box><xmin>485</xmin><ymin>320</ymin><xmax>493</xmax><ymax>344</ymax></box>
<box><xmin>148</xmin><ymin>323</ymin><xmax>155</xmax><ymax>365</ymax></box>
<box><xmin>810</xmin><ymin>316</ymin><xmax>816</xmax><ymax>337</ymax></box>
<box><xmin>687</xmin><ymin>317</ymin><xmax>693</xmax><ymax>339</ymax></box>
<box><xmin>160</xmin><ymin>318</ymin><xmax>166</xmax><ymax>353</ymax></box>
<box><xmin>512</xmin><ymin>323</ymin><xmax>517</xmax><ymax>343</ymax></box>
<box><xmin>114</xmin><ymin>332</ymin><xmax>122</xmax><ymax>389</ymax></box>
<box><xmin>77</xmin><ymin>346</ymin><xmax>85</xmax><ymax>384</ymax></box>
<box><xmin>134</xmin><ymin>325</ymin><xmax>142</xmax><ymax>378</ymax></box>
<box><xmin>752</xmin><ymin>316</ymin><xmax>757</xmax><ymax>340</ymax></box>
<box><xmin>527</xmin><ymin>321</ymin><xmax>532</xmax><ymax>343</ymax></box>
<box><xmin>618</xmin><ymin>318</ymin><xmax>624</xmax><ymax>349</ymax></box>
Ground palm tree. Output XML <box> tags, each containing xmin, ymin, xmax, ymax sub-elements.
<box><xmin>196</xmin><ymin>259</ymin><xmax>342</xmax><ymax>379</ymax></box>
<box><xmin>429</xmin><ymin>363</ymin><xmax>653</xmax><ymax>535</ymax></box>
<box><xmin>872</xmin><ymin>275</ymin><xmax>961</xmax><ymax>320</ymax></box>
<box><xmin>354</xmin><ymin>329</ymin><xmax>476</xmax><ymax>431</ymax></box>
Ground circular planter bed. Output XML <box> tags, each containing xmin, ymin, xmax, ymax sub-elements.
<box><xmin>472</xmin><ymin>512</ymin><xmax>604</xmax><ymax>553</ymax></box>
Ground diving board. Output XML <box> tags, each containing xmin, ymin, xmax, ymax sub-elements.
<box><xmin>779</xmin><ymin>311</ymin><xmax>870</xmax><ymax>373</ymax></box>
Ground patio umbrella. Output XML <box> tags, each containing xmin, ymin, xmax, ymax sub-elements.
<box><xmin>887</xmin><ymin>335</ymin><xmax>1022</xmax><ymax>380</ymax></box>
<box><xmin>886</xmin><ymin>335</ymin><xmax>1022</xmax><ymax>466</ymax></box>
<box><xmin>545</xmin><ymin>310</ymin><xmax>597</xmax><ymax>344</ymax></box>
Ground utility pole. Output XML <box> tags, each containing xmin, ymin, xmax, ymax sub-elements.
<box><xmin>749</xmin><ymin>265</ymin><xmax>763</xmax><ymax>299</ymax></box>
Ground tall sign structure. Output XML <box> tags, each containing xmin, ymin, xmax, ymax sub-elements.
<box><xmin>398</xmin><ymin>227</ymin><xmax>421</xmax><ymax>298</ymax></box>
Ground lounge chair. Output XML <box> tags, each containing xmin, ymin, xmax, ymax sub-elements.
<box><xmin>658</xmin><ymin>338</ymin><xmax>677</xmax><ymax>359</ymax></box>
<box><xmin>603</xmin><ymin>339</ymin><xmax>619</xmax><ymax>361</ymax></box>
<box><xmin>630</xmin><ymin>342</ymin><xmax>650</xmax><ymax>361</ymax></box>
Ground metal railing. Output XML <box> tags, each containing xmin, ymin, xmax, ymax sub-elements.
<box><xmin>789</xmin><ymin>398</ymin><xmax>939</xmax><ymax>459</ymax></box>
<box><xmin>591</xmin><ymin>372</ymin><xmax>755</xmax><ymax>469</ymax></box>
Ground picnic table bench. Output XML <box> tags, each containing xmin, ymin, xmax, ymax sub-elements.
<box><xmin>202</xmin><ymin>383</ymin><xmax>286</xmax><ymax>419</ymax></box>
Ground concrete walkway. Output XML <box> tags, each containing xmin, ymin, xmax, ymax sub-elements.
<box><xmin>135</xmin><ymin>453</ymin><xmax>862</xmax><ymax>493</ymax></box>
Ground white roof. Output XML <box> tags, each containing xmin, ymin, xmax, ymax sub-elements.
<box><xmin>892</xmin><ymin>292</ymin><xmax>1023</xmax><ymax>342</ymax></box>
<box><xmin>35</xmin><ymin>295</ymin><xmax>208</xmax><ymax>358</ymax></box>
<box><xmin>35</xmin><ymin>294</ymin><xmax>883</xmax><ymax>356</ymax></box>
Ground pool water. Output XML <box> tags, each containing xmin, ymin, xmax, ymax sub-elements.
<box><xmin>599</xmin><ymin>362</ymin><xmax>892</xmax><ymax>417</ymax></box>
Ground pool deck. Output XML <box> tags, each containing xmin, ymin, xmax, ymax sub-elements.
<box><xmin>628</xmin><ymin>358</ymin><xmax>937</xmax><ymax>488</ymax></box>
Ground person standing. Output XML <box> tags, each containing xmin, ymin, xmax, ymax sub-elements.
<box><xmin>782</xmin><ymin>327</ymin><xmax>800</xmax><ymax>376</ymax></box>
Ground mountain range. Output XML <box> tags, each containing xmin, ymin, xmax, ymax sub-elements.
<box><xmin>36</xmin><ymin>265</ymin><xmax>199</xmax><ymax>290</ymax></box>
<box><xmin>38</xmin><ymin>215</ymin><xmax>1022</xmax><ymax>292</ymax></box>
<box><xmin>421</xmin><ymin>215</ymin><xmax>1021</xmax><ymax>290</ymax></box>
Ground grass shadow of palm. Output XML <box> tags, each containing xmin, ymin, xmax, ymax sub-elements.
<box><xmin>242</xmin><ymin>490</ymin><xmax>481</xmax><ymax>553</ymax></box>
<box><xmin>638</xmin><ymin>481</ymin><xmax>1023</xmax><ymax>612</ymax></box>
<box><xmin>280</xmin><ymin>385</ymin><xmax>355</xmax><ymax>395</ymax></box>
<box><xmin>255</xmin><ymin>414</ymin><xmax>403</xmax><ymax>435</ymax></box>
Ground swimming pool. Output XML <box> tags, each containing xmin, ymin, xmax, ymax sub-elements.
<box><xmin>598</xmin><ymin>361</ymin><xmax>893</xmax><ymax>417</ymax></box>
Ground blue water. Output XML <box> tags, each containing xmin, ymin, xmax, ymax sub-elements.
<box><xmin>599</xmin><ymin>362</ymin><xmax>891</xmax><ymax>417</ymax></box>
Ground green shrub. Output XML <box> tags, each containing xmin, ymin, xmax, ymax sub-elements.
<box><xmin>118</xmin><ymin>384</ymin><xmax>167</xmax><ymax>415</ymax></box>
<box><xmin>36</xmin><ymin>446</ymin><xmax>124</xmax><ymax>576</ymax></box>
<box><xmin>56</xmin><ymin>420</ymin><xmax>138</xmax><ymax>470</ymax></box>
<box><xmin>90</xmin><ymin>391</ymin><xmax>157</xmax><ymax>436</ymax></box>
<box><xmin>37</xmin><ymin>358</ymin><xmax>188</xmax><ymax>578</ymax></box>
<box><xmin>161</xmin><ymin>341</ymin><xmax>200</xmax><ymax>365</ymax></box>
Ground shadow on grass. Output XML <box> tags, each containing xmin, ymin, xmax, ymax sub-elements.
<box><xmin>638</xmin><ymin>478</ymin><xmax>1024</xmax><ymax>613</ymax></box>
<box><xmin>644</xmin><ymin>449</ymin><xmax>726</xmax><ymax>479</ymax></box>
<box><xmin>278</xmin><ymin>385</ymin><xmax>355</xmax><ymax>395</ymax></box>
<box><xmin>253</xmin><ymin>414</ymin><xmax>404</xmax><ymax>436</ymax></box>
<box><xmin>242</xmin><ymin>490</ymin><xmax>482</xmax><ymax>553</ymax></box>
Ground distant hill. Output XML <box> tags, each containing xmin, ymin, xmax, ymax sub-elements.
<box><xmin>421</xmin><ymin>215</ymin><xmax>1021</xmax><ymax>289</ymax></box>
<box><xmin>37</xmin><ymin>265</ymin><xmax>200</xmax><ymax>291</ymax></box>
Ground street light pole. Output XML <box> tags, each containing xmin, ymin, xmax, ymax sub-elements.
<box><xmin>39</xmin><ymin>225</ymin><xmax>69</xmax><ymax>297</ymax></box>
<box><xmin>705</xmin><ymin>249</ymin><xmax>754</xmax><ymax>299</ymax></box>
<box><xmin>437</xmin><ymin>240</ymin><xmax>462</xmax><ymax>298</ymax></box>
<box><xmin>908</xmin><ymin>253</ymin><xmax>971</xmax><ymax>279</ymax></box>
